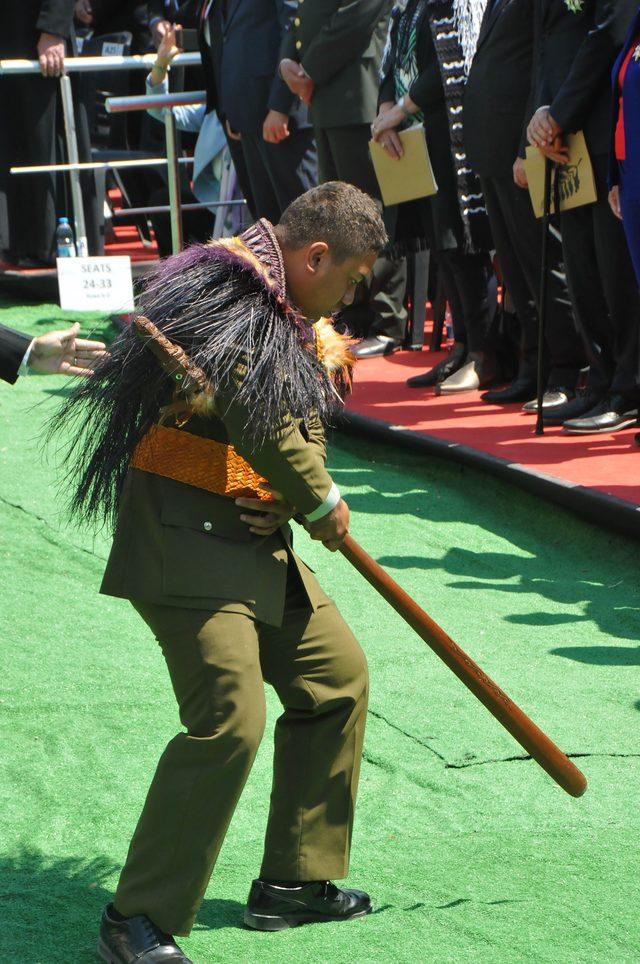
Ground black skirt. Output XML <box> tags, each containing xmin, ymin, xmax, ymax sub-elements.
<box><xmin>384</xmin><ymin>104</ymin><xmax>467</xmax><ymax>255</ymax></box>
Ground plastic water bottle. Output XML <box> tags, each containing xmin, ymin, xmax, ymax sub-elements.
<box><xmin>56</xmin><ymin>217</ymin><xmax>77</xmax><ymax>258</ymax></box>
<box><xmin>445</xmin><ymin>304</ymin><xmax>454</xmax><ymax>341</ymax></box>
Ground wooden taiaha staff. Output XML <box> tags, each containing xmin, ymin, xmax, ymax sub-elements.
<box><xmin>134</xmin><ymin>315</ymin><xmax>587</xmax><ymax>797</ymax></box>
<box><xmin>339</xmin><ymin>534</ymin><xmax>587</xmax><ymax>798</ymax></box>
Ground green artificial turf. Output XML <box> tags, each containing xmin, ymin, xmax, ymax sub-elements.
<box><xmin>1</xmin><ymin>295</ymin><xmax>639</xmax><ymax>963</ymax></box>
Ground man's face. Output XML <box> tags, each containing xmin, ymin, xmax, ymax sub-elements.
<box><xmin>285</xmin><ymin>243</ymin><xmax>378</xmax><ymax>320</ymax></box>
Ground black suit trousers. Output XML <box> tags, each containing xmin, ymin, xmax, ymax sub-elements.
<box><xmin>480</xmin><ymin>174</ymin><xmax>584</xmax><ymax>388</ymax></box>
<box><xmin>314</xmin><ymin>124</ymin><xmax>407</xmax><ymax>342</ymax></box>
<box><xmin>560</xmin><ymin>155</ymin><xmax>640</xmax><ymax>397</ymax></box>
<box><xmin>226</xmin><ymin>126</ymin><xmax>317</xmax><ymax>225</ymax></box>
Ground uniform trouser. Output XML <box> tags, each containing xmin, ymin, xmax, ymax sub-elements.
<box><xmin>315</xmin><ymin>124</ymin><xmax>408</xmax><ymax>343</ymax></box>
<box><xmin>113</xmin><ymin>571</ymin><xmax>369</xmax><ymax>937</ymax></box>
<box><xmin>480</xmin><ymin>174</ymin><xmax>584</xmax><ymax>388</ymax></box>
<box><xmin>559</xmin><ymin>154</ymin><xmax>640</xmax><ymax>398</ymax></box>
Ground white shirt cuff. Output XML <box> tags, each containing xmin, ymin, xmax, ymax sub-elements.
<box><xmin>305</xmin><ymin>482</ymin><xmax>340</xmax><ymax>522</ymax></box>
<box><xmin>18</xmin><ymin>339</ymin><xmax>34</xmax><ymax>376</ymax></box>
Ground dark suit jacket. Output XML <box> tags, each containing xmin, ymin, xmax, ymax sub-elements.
<box><xmin>531</xmin><ymin>0</ymin><xmax>637</xmax><ymax>158</ymax></box>
<box><xmin>464</xmin><ymin>0</ymin><xmax>534</xmax><ymax>179</ymax></box>
<box><xmin>4</xmin><ymin>0</ymin><xmax>75</xmax><ymax>54</ymax></box>
<box><xmin>198</xmin><ymin>0</ymin><xmax>309</xmax><ymax>134</ymax></box>
<box><xmin>0</xmin><ymin>325</ymin><xmax>31</xmax><ymax>385</ymax></box>
<box><xmin>609</xmin><ymin>8</ymin><xmax>640</xmax><ymax>194</ymax></box>
<box><xmin>281</xmin><ymin>0</ymin><xmax>392</xmax><ymax>128</ymax></box>
<box><xmin>147</xmin><ymin>0</ymin><xmax>199</xmax><ymax>28</ymax></box>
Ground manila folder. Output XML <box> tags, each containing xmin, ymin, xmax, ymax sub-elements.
<box><xmin>369</xmin><ymin>125</ymin><xmax>437</xmax><ymax>206</ymax></box>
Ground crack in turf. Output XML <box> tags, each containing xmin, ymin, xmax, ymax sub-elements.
<box><xmin>0</xmin><ymin>495</ymin><xmax>107</xmax><ymax>562</ymax></box>
<box><xmin>366</xmin><ymin>708</ymin><xmax>640</xmax><ymax>771</ymax></box>
<box><xmin>445</xmin><ymin>751</ymin><xmax>640</xmax><ymax>769</ymax></box>
<box><xmin>367</xmin><ymin>708</ymin><xmax>447</xmax><ymax>762</ymax></box>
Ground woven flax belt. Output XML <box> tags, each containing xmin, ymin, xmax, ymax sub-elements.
<box><xmin>131</xmin><ymin>424</ymin><xmax>271</xmax><ymax>501</ymax></box>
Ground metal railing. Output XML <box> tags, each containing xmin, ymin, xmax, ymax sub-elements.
<box><xmin>1</xmin><ymin>53</ymin><xmax>243</xmax><ymax>257</ymax></box>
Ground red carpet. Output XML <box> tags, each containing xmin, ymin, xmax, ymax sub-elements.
<box><xmin>346</xmin><ymin>348</ymin><xmax>640</xmax><ymax>509</ymax></box>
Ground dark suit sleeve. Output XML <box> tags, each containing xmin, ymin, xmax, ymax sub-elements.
<box><xmin>36</xmin><ymin>0</ymin><xmax>75</xmax><ymax>38</ymax></box>
<box><xmin>268</xmin><ymin>0</ymin><xmax>298</xmax><ymax>115</ymax></box>
<box><xmin>0</xmin><ymin>325</ymin><xmax>32</xmax><ymax>385</ymax></box>
<box><xmin>520</xmin><ymin>0</ymin><xmax>540</xmax><ymax>157</ymax></box>
<box><xmin>549</xmin><ymin>0</ymin><xmax>623</xmax><ymax>135</ymax></box>
<box><xmin>301</xmin><ymin>0</ymin><xmax>391</xmax><ymax>87</ymax></box>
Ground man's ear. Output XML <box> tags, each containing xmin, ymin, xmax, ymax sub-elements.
<box><xmin>307</xmin><ymin>241</ymin><xmax>330</xmax><ymax>274</ymax></box>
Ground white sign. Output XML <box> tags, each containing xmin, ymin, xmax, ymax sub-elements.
<box><xmin>102</xmin><ymin>42</ymin><xmax>125</xmax><ymax>56</ymax></box>
<box><xmin>57</xmin><ymin>256</ymin><xmax>135</xmax><ymax>312</ymax></box>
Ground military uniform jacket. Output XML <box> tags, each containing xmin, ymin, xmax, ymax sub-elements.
<box><xmin>101</xmin><ymin>400</ymin><xmax>334</xmax><ymax>628</ymax></box>
<box><xmin>280</xmin><ymin>0</ymin><xmax>393</xmax><ymax>127</ymax></box>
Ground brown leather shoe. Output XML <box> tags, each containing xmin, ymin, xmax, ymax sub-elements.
<box><xmin>435</xmin><ymin>351</ymin><xmax>498</xmax><ymax>395</ymax></box>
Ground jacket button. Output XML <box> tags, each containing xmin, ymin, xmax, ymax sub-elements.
<box><xmin>295</xmin><ymin>40</ymin><xmax>302</xmax><ymax>50</ymax></box>
<box><xmin>203</xmin><ymin>521</ymin><xmax>213</xmax><ymax>532</ymax></box>
<box><xmin>294</xmin><ymin>16</ymin><xmax>301</xmax><ymax>26</ymax></box>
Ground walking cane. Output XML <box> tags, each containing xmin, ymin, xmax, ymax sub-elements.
<box><xmin>535</xmin><ymin>155</ymin><xmax>554</xmax><ymax>436</ymax></box>
<box><xmin>339</xmin><ymin>533</ymin><xmax>588</xmax><ymax>798</ymax></box>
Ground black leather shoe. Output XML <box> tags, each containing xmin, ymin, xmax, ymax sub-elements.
<box><xmin>406</xmin><ymin>342</ymin><xmax>466</xmax><ymax>388</ymax></box>
<box><xmin>244</xmin><ymin>879</ymin><xmax>372</xmax><ymax>931</ymax></box>
<box><xmin>481</xmin><ymin>377</ymin><xmax>537</xmax><ymax>404</ymax></box>
<box><xmin>562</xmin><ymin>394</ymin><xmax>638</xmax><ymax>434</ymax></box>
<box><xmin>97</xmin><ymin>905</ymin><xmax>192</xmax><ymax>962</ymax></box>
<box><xmin>542</xmin><ymin>393</ymin><xmax>603</xmax><ymax>426</ymax></box>
<box><xmin>351</xmin><ymin>335</ymin><xmax>400</xmax><ymax>359</ymax></box>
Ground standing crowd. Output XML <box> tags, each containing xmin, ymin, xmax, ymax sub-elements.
<box><xmin>3</xmin><ymin>0</ymin><xmax>640</xmax><ymax>437</ymax></box>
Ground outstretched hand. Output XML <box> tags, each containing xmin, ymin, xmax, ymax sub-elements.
<box><xmin>155</xmin><ymin>23</ymin><xmax>182</xmax><ymax>68</ymax></box>
<box><xmin>28</xmin><ymin>323</ymin><xmax>107</xmax><ymax>376</ymax></box>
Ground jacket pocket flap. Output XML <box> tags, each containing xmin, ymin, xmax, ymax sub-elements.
<box><xmin>161</xmin><ymin>491</ymin><xmax>253</xmax><ymax>542</ymax></box>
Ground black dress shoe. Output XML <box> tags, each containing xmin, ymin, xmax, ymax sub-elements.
<box><xmin>481</xmin><ymin>377</ymin><xmax>537</xmax><ymax>404</ymax></box>
<box><xmin>97</xmin><ymin>904</ymin><xmax>192</xmax><ymax>963</ymax></box>
<box><xmin>406</xmin><ymin>342</ymin><xmax>466</xmax><ymax>388</ymax></box>
<box><xmin>562</xmin><ymin>394</ymin><xmax>638</xmax><ymax>434</ymax></box>
<box><xmin>542</xmin><ymin>393</ymin><xmax>603</xmax><ymax>426</ymax></box>
<box><xmin>244</xmin><ymin>879</ymin><xmax>372</xmax><ymax>931</ymax></box>
<box><xmin>351</xmin><ymin>335</ymin><xmax>400</xmax><ymax>359</ymax></box>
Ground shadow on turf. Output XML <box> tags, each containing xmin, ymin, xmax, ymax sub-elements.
<box><xmin>549</xmin><ymin>645</ymin><xmax>640</xmax><ymax>666</ymax></box>
<box><xmin>372</xmin><ymin>546</ymin><xmax>640</xmax><ymax>644</ymax></box>
<box><xmin>0</xmin><ymin>847</ymin><xmax>246</xmax><ymax>962</ymax></box>
<box><xmin>328</xmin><ymin>435</ymin><xmax>640</xmax><ymax>640</ymax></box>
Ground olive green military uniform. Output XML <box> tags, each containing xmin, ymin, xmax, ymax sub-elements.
<box><xmin>101</xmin><ymin>384</ymin><xmax>368</xmax><ymax>936</ymax></box>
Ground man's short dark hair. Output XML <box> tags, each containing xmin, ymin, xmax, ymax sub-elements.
<box><xmin>277</xmin><ymin>181</ymin><xmax>388</xmax><ymax>263</ymax></box>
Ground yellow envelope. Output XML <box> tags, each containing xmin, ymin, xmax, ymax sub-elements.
<box><xmin>369</xmin><ymin>125</ymin><xmax>438</xmax><ymax>206</ymax></box>
<box><xmin>524</xmin><ymin>131</ymin><xmax>597</xmax><ymax>217</ymax></box>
